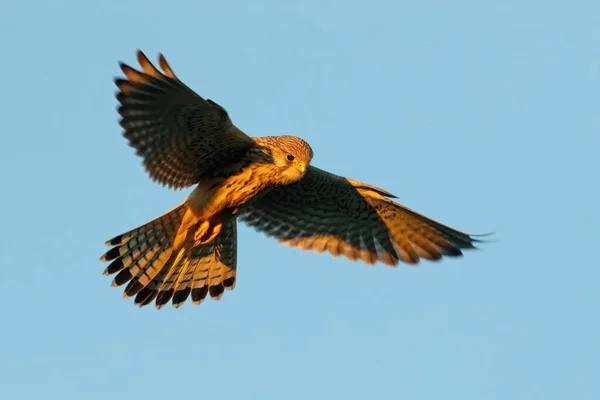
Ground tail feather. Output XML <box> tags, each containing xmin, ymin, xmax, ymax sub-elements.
<box><xmin>190</xmin><ymin>257</ymin><xmax>212</xmax><ymax>305</ymax></box>
<box><xmin>208</xmin><ymin>260</ymin><xmax>225</xmax><ymax>300</ymax></box>
<box><xmin>128</xmin><ymin>246</ymin><xmax>172</xmax><ymax>287</ymax></box>
<box><xmin>155</xmin><ymin>249</ymin><xmax>190</xmax><ymax>309</ymax></box>
<box><xmin>105</xmin><ymin>216</ymin><xmax>172</xmax><ymax>247</ymax></box>
<box><xmin>101</xmin><ymin>204</ymin><xmax>238</xmax><ymax>309</ymax></box>
<box><xmin>219</xmin><ymin>221</ymin><xmax>237</xmax><ymax>290</ymax></box>
<box><xmin>172</xmin><ymin>245</ymin><xmax>213</xmax><ymax>307</ymax></box>
<box><xmin>123</xmin><ymin>247</ymin><xmax>173</xmax><ymax>298</ymax></box>
<box><xmin>103</xmin><ymin>238</ymin><xmax>161</xmax><ymax>278</ymax></box>
<box><xmin>134</xmin><ymin>269</ymin><xmax>166</xmax><ymax>306</ymax></box>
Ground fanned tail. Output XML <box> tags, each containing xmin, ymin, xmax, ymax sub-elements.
<box><xmin>101</xmin><ymin>205</ymin><xmax>238</xmax><ymax>309</ymax></box>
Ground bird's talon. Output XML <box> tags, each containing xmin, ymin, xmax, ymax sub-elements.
<box><xmin>194</xmin><ymin>222</ymin><xmax>222</xmax><ymax>244</ymax></box>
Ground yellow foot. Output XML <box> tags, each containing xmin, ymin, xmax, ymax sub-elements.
<box><xmin>194</xmin><ymin>221</ymin><xmax>222</xmax><ymax>244</ymax></box>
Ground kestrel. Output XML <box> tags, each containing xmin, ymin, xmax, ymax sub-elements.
<box><xmin>101</xmin><ymin>50</ymin><xmax>483</xmax><ymax>309</ymax></box>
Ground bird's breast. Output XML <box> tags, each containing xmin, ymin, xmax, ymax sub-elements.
<box><xmin>187</xmin><ymin>165</ymin><xmax>273</xmax><ymax>221</ymax></box>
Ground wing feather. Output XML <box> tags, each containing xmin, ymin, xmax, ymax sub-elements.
<box><xmin>240</xmin><ymin>166</ymin><xmax>481</xmax><ymax>266</ymax></box>
<box><xmin>115</xmin><ymin>50</ymin><xmax>257</xmax><ymax>189</ymax></box>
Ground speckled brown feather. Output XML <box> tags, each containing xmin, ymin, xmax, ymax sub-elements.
<box><xmin>102</xmin><ymin>50</ymin><xmax>487</xmax><ymax>310</ymax></box>
<box><xmin>240</xmin><ymin>166</ymin><xmax>480</xmax><ymax>266</ymax></box>
<box><xmin>115</xmin><ymin>50</ymin><xmax>257</xmax><ymax>189</ymax></box>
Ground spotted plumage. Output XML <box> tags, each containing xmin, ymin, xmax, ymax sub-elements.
<box><xmin>102</xmin><ymin>50</ymin><xmax>486</xmax><ymax>309</ymax></box>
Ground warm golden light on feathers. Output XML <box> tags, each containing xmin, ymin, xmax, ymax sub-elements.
<box><xmin>101</xmin><ymin>50</ymin><xmax>485</xmax><ymax>309</ymax></box>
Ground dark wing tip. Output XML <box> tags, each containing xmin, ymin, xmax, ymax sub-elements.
<box><xmin>469</xmin><ymin>232</ymin><xmax>496</xmax><ymax>242</ymax></box>
<box><xmin>118</xmin><ymin>61</ymin><xmax>129</xmax><ymax>71</ymax></box>
<box><xmin>114</xmin><ymin>79</ymin><xmax>136</xmax><ymax>96</ymax></box>
<box><xmin>158</xmin><ymin>53</ymin><xmax>177</xmax><ymax>79</ymax></box>
<box><xmin>442</xmin><ymin>246</ymin><xmax>464</xmax><ymax>257</ymax></box>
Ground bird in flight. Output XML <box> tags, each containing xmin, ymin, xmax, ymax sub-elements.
<box><xmin>101</xmin><ymin>50</ymin><xmax>484</xmax><ymax>309</ymax></box>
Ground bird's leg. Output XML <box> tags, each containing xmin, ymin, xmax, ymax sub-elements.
<box><xmin>194</xmin><ymin>220</ymin><xmax>223</xmax><ymax>244</ymax></box>
<box><xmin>194</xmin><ymin>220</ymin><xmax>211</xmax><ymax>243</ymax></box>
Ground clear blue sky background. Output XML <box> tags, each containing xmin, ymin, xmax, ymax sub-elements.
<box><xmin>1</xmin><ymin>1</ymin><xmax>598</xmax><ymax>399</ymax></box>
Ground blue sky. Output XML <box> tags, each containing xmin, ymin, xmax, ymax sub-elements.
<box><xmin>1</xmin><ymin>1</ymin><xmax>598</xmax><ymax>399</ymax></box>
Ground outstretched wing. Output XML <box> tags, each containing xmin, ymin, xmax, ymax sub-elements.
<box><xmin>115</xmin><ymin>50</ymin><xmax>257</xmax><ymax>189</ymax></box>
<box><xmin>239</xmin><ymin>166</ymin><xmax>481</xmax><ymax>266</ymax></box>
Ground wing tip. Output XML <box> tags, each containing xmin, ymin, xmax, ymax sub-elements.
<box><xmin>158</xmin><ymin>52</ymin><xmax>177</xmax><ymax>79</ymax></box>
<box><xmin>468</xmin><ymin>232</ymin><xmax>496</xmax><ymax>244</ymax></box>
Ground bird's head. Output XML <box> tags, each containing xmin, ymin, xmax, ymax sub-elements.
<box><xmin>266</xmin><ymin>135</ymin><xmax>314</xmax><ymax>183</ymax></box>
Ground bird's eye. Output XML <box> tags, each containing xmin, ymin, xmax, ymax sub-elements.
<box><xmin>287</xmin><ymin>154</ymin><xmax>295</xmax><ymax>161</ymax></box>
